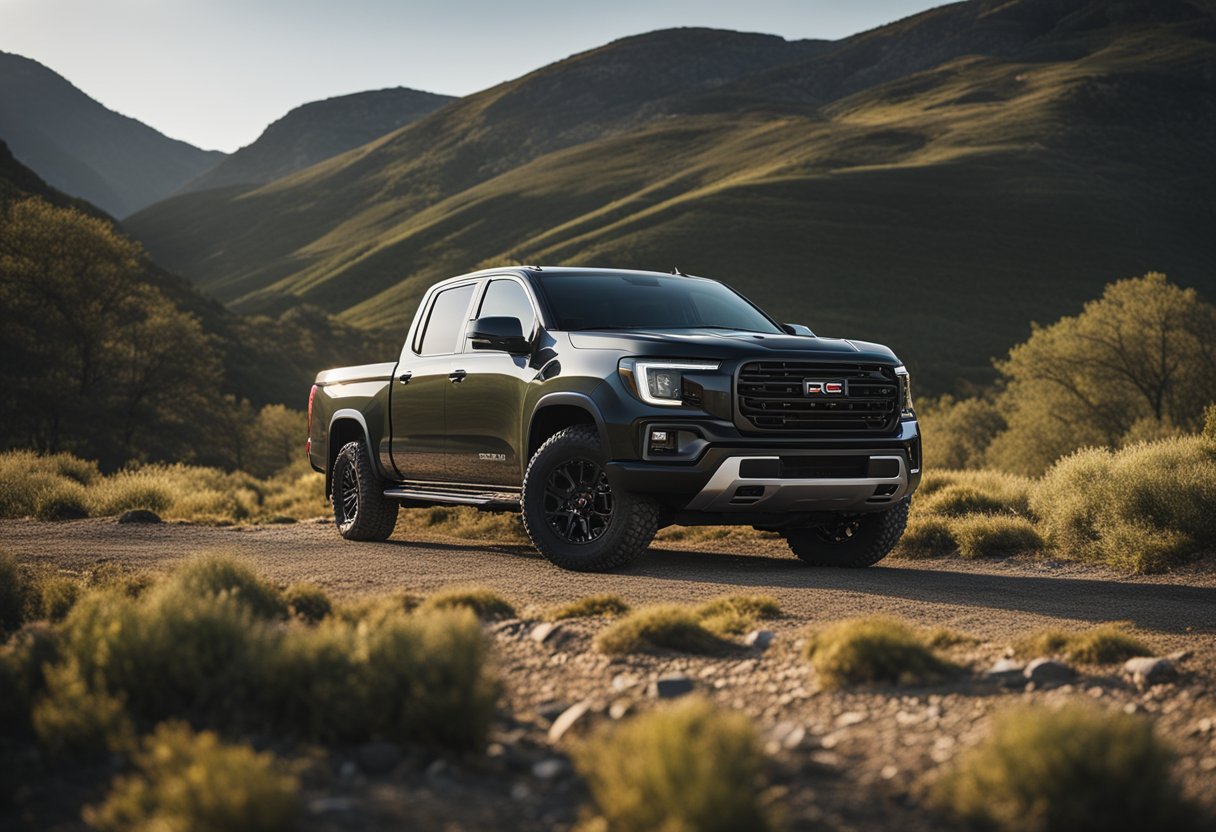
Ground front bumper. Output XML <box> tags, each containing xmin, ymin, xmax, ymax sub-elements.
<box><xmin>605</xmin><ymin>419</ymin><xmax>921</xmax><ymax>515</ymax></box>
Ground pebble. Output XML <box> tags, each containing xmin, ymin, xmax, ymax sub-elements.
<box><xmin>530</xmin><ymin>621</ymin><xmax>563</xmax><ymax>644</ymax></box>
<box><xmin>769</xmin><ymin>721</ymin><xmax>806</xmax><ymax>751</ymax></box>
<box><xmin>650</xmin><ymin>673</ymin><xmax>695</xmax><ymax>699</ymax></box>
<box><xmin>547</xmin><ymin>701</ymin><xmax>591</xmax><ymax>743</ymax></box>
<box><xmin>611</xmin><ymin>672</ymin><xmax>640</xmax><ymax>691</ymax></box>
<box><xmin>532</xmin><ymin>758</ymin><xmax>569</xmax><ymax>780</ymax></box>
<box><xmin>1024</xmin><ymin>658</ymin><xmax>1076</xmax><ymax>685</ymax></box>
<box><xmin>985</xmin><ymin>659</ymin><xmax>1026</xmax><ymax>686</ymax></box>
<box><xmin>743</xmin><ymin>630</ymin><xmax>775</xmax><ymax>650</ymax></box>
<box><xmin>836</xmin><ymin>711</ymin><xmax>866</xmax><ymax>728</ymax></box>
<box><xmin>608</xmin><ymin>699</ymin><xmax>632</xmax><ymax>720</ymax></box>
<box><xmin>1122</xmin><ymin>657</ymin><xmax>1178</xmax><ymax>689</ymax></box>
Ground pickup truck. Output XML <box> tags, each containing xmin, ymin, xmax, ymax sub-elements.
<box><xmin>307</xmin><ymin>267</ymin><xmax>921</xmax><ymax>572</ymax></box>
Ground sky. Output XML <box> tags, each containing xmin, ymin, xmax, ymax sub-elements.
<box><xmin>1</xmin><ymin>0</ymin><xmax>943</xmax><ymax>153</ymax></box>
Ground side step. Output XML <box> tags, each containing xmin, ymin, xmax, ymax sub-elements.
<box><xmin>383</xmin><ymin>487</ymin><xmax>520</xmax><ymax>510</ymax></box>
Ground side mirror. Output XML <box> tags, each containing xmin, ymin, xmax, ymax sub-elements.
<box><xmin>470</xmin><ymin>316</ymin><xmax>531</xmax><ymax>354</ymax></box>
<box><xmin>781</xmin><ymin>323</ymin><xmax>815</xmax><ymax>336</ymax></box>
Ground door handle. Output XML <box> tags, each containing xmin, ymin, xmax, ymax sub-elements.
<box><xmin>448</xmin><ymin>369</ymin><xmax>467</xmax><ymax>383</ymax></box>
<box><xmin>398</xmin><ymin>372</ymin><xmax>412</xmax><ymax>384</ymax></box>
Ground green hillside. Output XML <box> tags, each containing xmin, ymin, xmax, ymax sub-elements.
<box><xmin>179</xmin><ymin>87</ymin><xmax>455</xmax><ymax>194</ymax></box>
<box><xmin>0</xmin><ymin>52</ymin><xmax>224</xmax><ymax>217</ymax></box>
<box><xmin>124</xmin><ymin>1</ymin><xmax>1216</xmax><ymax>392</ymax></box>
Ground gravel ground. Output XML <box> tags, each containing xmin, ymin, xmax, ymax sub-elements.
<box><xmin>3</xmin><ymin>517</ymin><xmax>1215</xmax><ymax>830</ymax></box>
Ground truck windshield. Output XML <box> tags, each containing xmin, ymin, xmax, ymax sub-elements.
<box><xmin>535</xmin><ymin>273</ymin><xmax>782</xmax><ymax>334</ymax></box>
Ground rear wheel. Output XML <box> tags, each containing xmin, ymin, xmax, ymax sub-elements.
<box><xmin>521</xmin><ymin>425</ymin><xmax>657</xmax><ymax>571</ymax></box>
<box><xmin>784</xmin><ymin>498</ymin><xmax>909</xmax><ymax>567</ymax></box>
<box><xmin>331</xmin><ymin>440</ymin><xmax>399</xmax><ymax>541</ymax></box>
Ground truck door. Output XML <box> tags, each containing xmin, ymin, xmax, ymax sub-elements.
<box><xmin>447</xmin><ymin>277</ymin><xmax>538</xmax><ymax>486</ymax></box>
<box><xmin>389</xmin><ymin>282</ymin><xmax>477</xmax><ymax>481</ymax></box>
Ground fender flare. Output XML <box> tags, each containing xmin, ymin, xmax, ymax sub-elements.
<box><xmin>326</xmin><ymin>409</ymin><xmax>374</xmax><ymax>494</ymax></box>
<box><xmin>527</xmin><ymin>391</ymin><xmax>610</xmax><ymax>449</ymax></box>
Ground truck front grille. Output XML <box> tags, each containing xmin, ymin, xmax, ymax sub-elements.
<box><xmin>736</xmin><ymin>361</ymin><xmax>900</xmax><ymax>433</ymax></box>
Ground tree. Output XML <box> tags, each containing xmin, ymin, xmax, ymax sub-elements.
<box><xmin>0</xmin><ymin>198</ymin><xmax>223</xmax><ymax>468</ymax></box>
<box><xmin>986</xmin><ymin>273</ymin><xmax>1216</xmax><ymax>475</ymax></box>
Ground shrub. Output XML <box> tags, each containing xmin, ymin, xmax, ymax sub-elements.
<box><xmin>415</xmin><ymin>505</ymin><xmax>528</xmax><ymax>542</ymax></box>
<box><xmin>334</xmin><ymin>591</ymin><xmax>422</xmax><ymax>626</ymax></box>
<box><xmin>1030</xmin><ymin>437</ymin><xmax>1216</xmax><ymax>572</ymax></box>
<box><xmin>804</xmin><ymin>616</ymin><xmax>956</xmax><ymax>688</ymax></box>
<box><xmin>916</xmin><ymin>469</ymin><xmax>1033</xmax><ymax>514</ymax></box>
<box><xmin>596</xmin><ymin>605</ymin><xmax>732</xmax><ymax>655</ymax></box>
<box><xmin>85</xmin><ymin>722</ymin><xmax>299</xmax><ymax>832</ymax></box>
<box><xmin>86</xmin><ymin>469</ymin><xmax>174</xmax><ymax>515</ymax></box>
<box><xmin>575</xmin><ymin>698</ymin><xmax>775</xmax><ymax>832</ymax></box>
<box><xmin>87</xmin><ymin>562</ymin><xmax>152</xmax><ymax>597</ymax></box>
<box><xmin>32</xmin><ymin>659</ymin><xmax>133</xmax><ymax>755</ymax></box>
<box><xmin>951</xmin><ymin>515</ymin><xmax>1043</xmax><ymax>559</ymax></box>
<box><xmin>420</xmin><ymin>585</ymin><xmax>515</xmax><ymax>620</ymax></box>
<box><xmin>918</xmin><ymin>394</ymin><xmax>1005</xmax><ymax>469</ymax></box>
<box><xmin>1015</xmin><ymin>623</ymin><xmax>1152</xmax><ymax>664</ymax></box>
<box><xmin>934</xmin><ymin>704</ymin><xmax>1192</xmax><ymax>831</ymax></box>
<box><xmin>36</xmin><ymin>574</ymin><xmax>83</xmax><ymax>621</ymax></box>
<box><xmin>0</xmin><ymin>551</ymin><xmax>32</xmax><ymax>633</ymax></box>
<box><xmin>1204</xmin><ymin>403</ymin><xmax>1216</xmax><ymax>440</ymax></box>
<box><xmin>284</xmin><ymin>583</ymin><xmax>332</xmax><ymax>623</ymax></box>
<box><xmin>33</xmin><ymin>480</ymin><xmax>90</xmax><ymax>520</ymax></box>
<box><xmin>917</xmin><ymin>485</ymin><xmax>1009</xmax><ymax>517</ymax></box>
<box><xmin>695</xmin><ymin>594</ymin><xmax>781</xmax><ymax>636</ymax></box>
<box><xmin>165</xmin><ymin>553</ymin><xmax>286</xmax><ymax>619</ymax></box>
<box><xmin>893</xmin><ymin>516</ymin><xmax>958</xmax><ymax>559</ymax></box>
<box><xmin>546</xmin><ymin>594</ymin><xmax>630</xmax><ymax>621</ymax></box>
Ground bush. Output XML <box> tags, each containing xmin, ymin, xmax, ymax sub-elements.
<box><xmin>85</xmin><ymin>722</ymin><xmax>299</xmax><ymax>832</ymax></box>
<box><xmin>165</xmin><ymin>553</ymin><xmax>286</xmax><ymax>619</ymax></box>
<box><xmin>419</xmin><ymin>586</ymin><xmax>515</xmax><ymax>620</ymax></box>
<box><xmin>893</xmin><ymin>516</ymin><xmax>958</xmax><ymax>559</ymax></box>
<box><xmin>284</xmin><ymin>583</ymin><xmax>331</xmax><ymax>623</ymax></box>
<box><xmin>918</xmin><ymin>394</ymin><xmax>1005</xmax><ymax>469</ymax></box>
<box><xmin>804</xmin><ymin>616</ymin><xmax>956</xmax><ymax>688</ymax></box>
<box><xmin>415</xmin><ymin>505</ymin><xmax>528</xmax><ymax>542</ymax></box>
<box><xmin>0</xmin><ymin>551</ymin><xmax>32</xmax><ymax>633</ymax></box>
<box><xmin>916</xmin><ymin>469</ymin><xmax>1033</xmax><ymax>514</ymax></box>
<box><xmin>596</xmin><ymin>605</ymin><xmax>732</xmax><ymax>655</ymax></box>
<box><xmin>1030</xmin><ymin>437</ymin><xmax>1216</xmax><ymax>572</ymax></box>
<box><xmin>952</xmin><ymin>515</ymin><xmax>1043</xmax><ymax>559</ymax></box>
<box><xmin>36</xmin><ymin>574</ymin><xmax>83</xmax><ymax>621</ymax></box>
<box><xmin>546</xmin><ymin>594</ymin><xmax>630</xmax><ymax>621</ymax></box>
<box><xmin>695</xmin><ymin>594</ymin><xmax>780</xmax><ymax>636</ymax></box>
<box><xmin>32</xmin><ymin>659</ymin><xmax>133</xmax><ymax>755</ymax></box>
<box><xmin>575</xmin><ymin>698</ymin><xmax>775</xmax><ymax>832</ymax></box>
<box><xmin>917</xmin><ymin>485</ymin><xmax>1009</xmax><ymax>517</ymax></box>
<box><xmin>1204</xmin><ymin>403</ymin><xmax>1216</xmax><ymax>440</ymax></box>
<box><xmin>1015</xmin><ymin>623</ymin><xmax>1152</xmax><ymax>664</ymax></box>
<box><xmin>934</xmin><ymin>704</ymin><xmax>1193</xmax><ymax>831</ymax></box>
<box><xmin>33</xmin><ymin>480</ymin><xmax>90</xmax><ymax>520</ymax></box>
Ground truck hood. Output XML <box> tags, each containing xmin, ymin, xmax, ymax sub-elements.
<box><xmin>566</xmin><ymin>328</ymin><xmax>900</xmax><ymax>364</ymax></box>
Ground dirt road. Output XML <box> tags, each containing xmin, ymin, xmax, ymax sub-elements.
<box><xmin>3</xmin><ymin>517</ymin><xmax>1214</xmax><ymax>643</ymax></box>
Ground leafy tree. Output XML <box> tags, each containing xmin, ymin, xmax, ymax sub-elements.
<box><xmin>0</xmin><ymin>198</ymin><xmax>223</xmax><ymax>468</ymax></box>
<box><xmin>986</xmin><ymin>273</ymin><xmax>1216</xmax><ymax>475</ymax></box>
<box><xmin>919</xmin><ymin>394</ymin><xmax>1006</xmax><ymax>469</ymax></box>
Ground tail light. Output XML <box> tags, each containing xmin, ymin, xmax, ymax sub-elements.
<box><xmin>306</xmin><ymin>384</ymin><xmax>317</xmax><ymax>456</ymax></box>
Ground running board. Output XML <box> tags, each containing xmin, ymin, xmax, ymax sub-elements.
<box><xmin>382</xmin><ymin>487</ymin><xmax>520</xmax><ymax>509</ymax></box>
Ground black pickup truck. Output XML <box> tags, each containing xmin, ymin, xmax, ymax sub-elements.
<box><xmin>307</xmin><ymin>267</ymin><xmax>920</xmax><ymax>572</ymax></box>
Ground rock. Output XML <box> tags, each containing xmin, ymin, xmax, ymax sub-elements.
<box><xmin>309</xmin><ymin>796</ymin><xmax>356</xmax><ymax>815</ymax></box>
<box><xmin>985</xmin><ymin>658</ymin><xmax>1026</xmax><ymax>686</ymax></box>
<box><xmin>611</xmin><ymin>672</ymin><xmax>640</xmax><ymax>691</ymax></box>
<box><xmin>356</xmin><ymin>740</ymin><xmax>400</xmax><ymax>774</ymax></box>
<box><xmin>608</xmin><ymin>699</ymin><xmax>632</xmax><ymax>720</ymax></box>
<box><xmin>649</xmin><ymin>673</ymin><xmax>695</xmax><ymax>699</ymax></box>
<box><xmin>532</xmin><ymin>758</ymin><xmax>570</xmax><ymax>780</ymax></box>
<box><xmin>117</xmin><ymin>509</ymin><xmax>161</xmax><ymax>524</ymax></box>
<box><xmin>489</xmin><ymin>618</ymin><xmax>526</xmax><ymax>636</ymax></box>
<box><xmin>530</xmin><ymin>621</ymin><xmax>563</xmax><ymax>643</ymax></box>
<box><xmin>536</xmin><ymin>701</ymin><xmax>569</xmax><ymax>724</ymax></box>
<box><xmin>268</xmin><ymin>515</ymin><xmax>297</xmax><ymax>524</ymax></box>
<box><xmin>769</xmin><ymin>721</ymin><xmax>806</xmax><ymax>751</ymax></box>
<box><xmin>1167</xmin><ymin>649</ymin><xmax>1193</xmax><ymax>663</ymax></box>
<box><xmin>1122</xmin><ymin>657</ymin><xmax>1178</xmax><ymax>688</ymax></box>
<box><xmin>1024</xmin><ymin>658</ymin><xmax>1076</xmax><ymax>685</ymax></box>
<box><xmin>743</xmin><ymin>629</ymin><xmax>775</xmax><ymax>650</ymax></box>
<box><xmin>547</xmin><ymin>701</ymin><xmax>591</xmax><ymax>743</ymax></box>
<box><xmin>835</xmin><ymin>711</ymin><xmax>866</xmax><ymax>728</ymax></box>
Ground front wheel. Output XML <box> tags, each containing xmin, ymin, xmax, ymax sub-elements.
<box><xmin>521</xmin><ymin>426</ymin><xmax>658</xmax><ymax>571</ymax></box>
<box><xmin>784</xmin><ymin>498</ymin><xmax>909</xmax><ymax>567</ymax></box>
<box><xmin>331</xmin><ymin>440</ymin><xmax>399</xmax><ymax>541</ymax></box>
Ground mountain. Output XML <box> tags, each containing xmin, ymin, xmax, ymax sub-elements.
<box><xmin>124</xmin><ymin>1</ymin><xmax>1216</xmax><ymax>393</ymax></box>
<box><xmin>178</xmin><ymin>87</ymin><xmax>454</xmax><ymax>194</ymax></box>
<box><xmin>0</xmin><ymin>51</ymin><xmax>224</xmax><ymax>217</ymax></box>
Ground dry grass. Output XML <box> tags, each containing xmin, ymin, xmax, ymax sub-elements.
<box><xmin>933</xmin><ymin>704</ymin><xmax>1192</xmax><ymax>831</ymax></box>
<box><xmin>694</xmin><ymin>594</ymin><xmax>781</xmax><ymax>636</ymax></box>
<box><xmin>1015</xmin><ymin>623</ymin><xmax>1153</xmax><ymax>664</ymax></box>
<box><xmin>284</xmin><ymin>583</ymin><xmax>332</xmax><ymax>624</ymax></box>
<box><xmin>1030</xmin><ymin>437</ymin><xmax>1216</xmax><ymax>572</ymax></box>
<box><xmin>545</xmin><ymin>594</ymin><xmax>630</xmax><ymax>621</ymax></box>
<box><xmin>804</xmin><ymin>616</ymin><xmax>957</xmax><ymax>689</ymax></box>
<box><xmin>574</xmin><ymin>697</ymin><xmax>775</xmax><ymax>832</ymax></box>
<box><xmin>892</xmin><ymin>516</ymin><xmax>958</xmax><ymax>559</ymax></box>
<box><xmin>916</xmin><ymin>469</ymin><xmax>1033</xmax><ymax>515</ymax></box>
<box><xmin>951</xmin><ymin>514</ymin><xmax>1044</xmax><ymax>559</ymax></box>
<box><xmin>595</xmin><ymin>605</ymin><xmax>733</xmax><ymax>655</ymax></box>
<box><xmin>419</xmin><ymin>586</ymin><xmax>515</xmax><ymax>620</ymax></box>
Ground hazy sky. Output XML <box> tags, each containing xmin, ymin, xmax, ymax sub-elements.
<box><xmin>2</xmin><ymin>0</ymin><xmax>943</xmax><ymax>152</ymax></box>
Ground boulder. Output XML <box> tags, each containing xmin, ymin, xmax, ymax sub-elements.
<box><xmin>1024</xmin><ymin>658</ymin><xmax>1076</xmax><ymax>685</ymax></box>
<box><xmin>1122</xmin><ymin>657</ymin><xmax>1178</xmax><ymax>688</ymax></box>
<box><xmin>649</xmin><ymin>673</ymin><xmax>695</xmax><ymax>699</ymax></box>
<box><xmin>117</xmin><ymin>509</ymin><xmax>161</xmax><ymax>524</ymax></box>
<box><xmin>744</xmin><ymin>629</ymin><xmax>775</xmax><ymax>650</ymax></box>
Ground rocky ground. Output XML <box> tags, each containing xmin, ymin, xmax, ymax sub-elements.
<box><xmin>3</xmin><ymin>517</ymin><xmax>1215</xmax><ymax>830</ymax></box>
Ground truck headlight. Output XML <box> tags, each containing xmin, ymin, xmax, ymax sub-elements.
<box><xmin>895</xmin><ymin>365</ymin><xmax>914</xmax><ymax>418</ymax></box>
<box><xmin>621</xmin><ymin>360</ymin><xmax>719</xmax><ymax>406</ymax></box>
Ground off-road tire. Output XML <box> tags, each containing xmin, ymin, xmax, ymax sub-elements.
<box><xmin>331</xmin><ymin>440</ymin><xmax>399</xmax><ymax>541</ymax></box>
<box><xmin>522</xmin><ymin>425</ymin><xmax>658</xmax><ymax>571</ymax></box>
<box><xmin>784</xmin><ymin>497</ymin><xmax>909</xmax><ymax>567</ymax></box>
